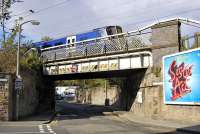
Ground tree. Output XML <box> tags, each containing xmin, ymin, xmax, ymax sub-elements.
<box><xmin>0</xmin><ymin>0</ymin><xmax>18</xmax><ymax>47</ymax></box>
<box><xmin>0</xmin><ymin>22</ymin><xmax>42</xmax><ymax>73</ymax></box>
<box><xmin>0</xmin><ymin>22</ymin><xmax>18</xmax><ymax>73</ymax></box>
<box><xmin>41</xmin><ymin>36</ymin><xmax>53</xmax><ymax>41</ymax></box>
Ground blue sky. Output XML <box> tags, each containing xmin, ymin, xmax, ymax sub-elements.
<box><xmin>2</xmin><ymin>0</ymin><xmax>200</xmax><ymax>42</ymax></box>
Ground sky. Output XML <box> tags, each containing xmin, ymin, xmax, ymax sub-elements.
<box><xmin>2</xmin><ymin>0</ymin><xmax>200</xmax><ymax>42</ymax></box>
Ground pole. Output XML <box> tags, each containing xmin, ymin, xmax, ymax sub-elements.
<box><xmin>105</xmin><ymin>79</ymin><xmax>107</xmax><ymax>99</ymax></box>
<box><xmin>1</xmin><ymin>0</ymin><xmax>5</xmax><ymax>44</ymax></box>
<box><xmin>105</xmin><ymin>79</ymin><xmax>109</xmax><ymax>106</ymax></box>
<box><xmin>16</xmin><ymin>23</ymin><xmax>21</xmax><ymax>120</ymax></box>
<box><xmin>16</xmin><ymin>24</ymin><xmax>21</xmax><ymax>77</ymax></box>
<box><xmin>2</xmin><ymin>17</ymin><xmax>5</xmax><ymax>43</ymax></box>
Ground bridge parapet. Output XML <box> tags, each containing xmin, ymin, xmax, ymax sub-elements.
<box><xmin>43</xmin><ymin>50</ymin><xmax>152</xmax><ymax>75</ymax></box>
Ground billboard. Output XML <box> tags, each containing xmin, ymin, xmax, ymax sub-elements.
<box><xmin>163</xmin><ymin>48</ymin><xmax>200</xmax><ymax>105</ymax></box>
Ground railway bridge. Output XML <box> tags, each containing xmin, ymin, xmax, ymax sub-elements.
<box><xmin>40</xmin><ymin>18</ymin><xmax>200</xmax><ymax>111</ymax></box>
<box><xmin>41</xmin><ymin>18</ymin><xmax>194</xmax><ymax>80</ymax></box>
<box><xmin>41</xmin><ymin>18</ymin><xmax>200</xmax><ymax>79</ymax></box>
<box><xmin>41</xmin><ymin>29</ymin><xmax>153</xmax><ymax>80</ymax></box>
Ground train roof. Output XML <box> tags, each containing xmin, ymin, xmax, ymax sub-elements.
<box><xmin>33</xmin><ymin>25</ymin><xmax>122</xmax><ymax>45</ymax></box>
<box><xmin>67</xmin><ymin>25</ymin><xmax>122</xmax><ymax>36</ymax></box>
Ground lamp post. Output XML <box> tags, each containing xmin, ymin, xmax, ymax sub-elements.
<box><xmin>15</xmin><ymin>19</ymin><xmax>40</xmax><ymax>120</ymax></box>
<box><xmin>16</xmin><ymin>19</ymin><xmax>40</xmax><ymax>78</ymax></box>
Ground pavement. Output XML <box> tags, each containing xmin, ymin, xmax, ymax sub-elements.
<box><xmin>0</xmin><ymin>111</ymin><xmax>55</xmax><ymax>126</ymax></box>
<box><xmin>108</xmin><ymin>111</ymin><xmax>200</xmax><ymax>134</ymax></box>
<box><xmin>1</xmin><ymin>102</ymin><xmax>200</xmax><ymax>134</ymax></box>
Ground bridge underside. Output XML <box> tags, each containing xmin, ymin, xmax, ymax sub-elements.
<box><xmin>45</xmin><ymin>68</ymin><xmax>147</xmax><ymax>80</ymax></box>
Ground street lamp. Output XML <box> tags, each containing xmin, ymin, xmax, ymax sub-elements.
<box><xmin>16</xmin><ymin>19</ymin><xmax>40</xmax><ymax>78</ymax></box>
<box><xmin>15</xmin><ymin>19</ymin><xmax>39</xmax><ymax>120</ymax></box>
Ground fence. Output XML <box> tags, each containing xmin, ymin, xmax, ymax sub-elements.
<box><xmin>41</xmin><ymin>31</ymin><xmax>152</xmax><ymax>62</ymax></box>
<box><xmin>181</xmin><ymin>34</ymin><xmax>200</xmax><ymax>51</ymax></box>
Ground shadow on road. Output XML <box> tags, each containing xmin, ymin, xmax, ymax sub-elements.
<box><xmin>19</xmin><ymin>110</ymin><xmax>55</xmax><ymax>122</ymax></box>
<box><xmin>154</xmin><ymin>124</ymin><xmax>200</xmax><ymax>134</ymax></box>
<box><xmin>54</xmin><ymin>101</ymin><xmax>121</xmax><ymax>121</ymax></box>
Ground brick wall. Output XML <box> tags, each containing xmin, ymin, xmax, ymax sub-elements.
<box><xmin>0</xmin><ymin>73</ymin><xmax>14</xmax><ymax>121</ymax></box>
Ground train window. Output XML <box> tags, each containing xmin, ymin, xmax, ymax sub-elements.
<box><xmin>106</xmin><ymin>28</ymin><xmax>112</xmax><ymax>35</ymax></box>
<box><xmin>72</xmin><ymin>38</ymin><xmax>75</xmax><ymax>43</ymax></box>
<box><xmin>68</xmin><ymin>39</ymin><xmax>70</xmax><ymax>44</ymax></box>
<box><xmin>106</xmin><ymin>26</ymin><xmax>118</xmax><ymax>35</ymax></box>
<box><xmin>116</xmin><ymin>26</ymin><xmax>122</xmax><ymax>34</ymax></box>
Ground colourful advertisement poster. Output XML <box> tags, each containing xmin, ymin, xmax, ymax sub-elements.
<box><xmin>163</xmin><ymin>48</ymin><xmax>200</xmax><ymax>105</ymax></box>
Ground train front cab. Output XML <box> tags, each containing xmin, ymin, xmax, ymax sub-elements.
<box><xmin>105</xmin><ymin>26</ymin><xmax>125</xmax><ymax>51</ymax></box>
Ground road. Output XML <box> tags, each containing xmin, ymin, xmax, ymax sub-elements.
<box><xmin>0</xmin><ymin>101</ymin><xmax>189</xmax><ymax>134</ymax></box>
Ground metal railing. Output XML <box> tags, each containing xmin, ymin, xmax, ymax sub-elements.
<box><xmin>181</xmin><ymin>34</ymin><xmax>200</xmax><ymax>51</ymax></box>
<box><xmin>41</xmin><ymin>32</ymin><xmax>152</xmax><ymax>62</ymax></box>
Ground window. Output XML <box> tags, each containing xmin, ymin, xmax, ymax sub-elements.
<box><xmin>72</xmin><ymin>38</ymin><xmax>75</xmax><ymax>43</ymax></box>
<box><xmin>106</xmin><ymin>26</ymin><xmax>117</xmax><ymax>35</ymax></box>
<box><xmin>116</xmin><ymin>26</ymin><xmax>122</xmax><ymax>34</ymax></box>
<box><xmin>68</xmin><ymin>39</ymin><xmax>70</xmax><ymax>44</ymax></box>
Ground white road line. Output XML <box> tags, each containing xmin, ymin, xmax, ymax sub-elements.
<box><xmin>46</xmin><ymin>125</ymin><xmax>56</xmax><ymax>134</ymax></box>
<box><xmin>38</xmin><ymin>125</ymin><xmax>45</xmax><ymax>133</ymax></box>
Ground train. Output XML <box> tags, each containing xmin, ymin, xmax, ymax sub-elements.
<box><xmin>33</xmin><ymin>25</ymin><xmax>123</xmax><ymax>49</ymax></box>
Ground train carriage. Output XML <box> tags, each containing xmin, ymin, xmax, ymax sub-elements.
<box><xmin>34</xmin><ymin>26</ymin><xmax>123</xmax><ymax>60</ymax></box>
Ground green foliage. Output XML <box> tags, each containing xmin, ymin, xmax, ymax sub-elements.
<box><xmin>0</xmin><ymin>23</ymin><xmax>18</xmax><ymax>73</ymax></box>
<box><xmin>41</xmin><ymin>36</ymin><xmax>53</xmax><ymax>41</ymax></box>
<box><xmin>0</xmin><ymin>48</ymin><xmax>16</xmax><ymax>73</ymax></box>
<box><xmin>0</xmin><ymin>22</ymin><xmax>42</xmax><ymax>73</ymax></box>
<box><xmin>2</xmin><ymin>23</ymin><xmax>18</xmax><ymax>48</ymax></box>
<box><xmin>20</xmin><ymin>49</ymin><xmax>42</xmax><ymax>71</ymax></box>
<box><xmin>152</xmin><ymin>66</ymin><xmax>161</xmax><ymax>77</ymax></box>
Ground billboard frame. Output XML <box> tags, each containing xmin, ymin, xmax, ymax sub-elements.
<box><xmin>163</xmin><ymin>47</ymin><xmax>200</xmax><ymax>105</ymax></box>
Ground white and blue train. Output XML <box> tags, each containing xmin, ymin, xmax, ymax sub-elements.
<box><xmin>33</xmin><ymin>26</ymin><xmax>123</xmax><ymax>49</ymax></box>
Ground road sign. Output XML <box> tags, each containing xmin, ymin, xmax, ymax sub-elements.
<box><xmin>15</xmin><ymin>77</ymin><xmax>23</xmax><ymax>91</ymax></box>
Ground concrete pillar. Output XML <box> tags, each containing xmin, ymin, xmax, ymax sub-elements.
<box><xmin>151</xmin><ymin>20</ymin><xmax>181</xmax><ymax>67</ymax></box>
<box><xmin>120</xmin><ymin>69</ymin><xmax>146</xmax><ymax>111</ymax></box>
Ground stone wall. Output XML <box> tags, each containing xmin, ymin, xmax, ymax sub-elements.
<box><xmin>0</xmin><ymin>73</ymin><xmax>14</xmax><ymax>121</ymax></box>
<box><xmin>130</xmin><ymin>71</ymin><xmax>200</xmax><ymax>122</ymax></box>
<box><xmin>151</xmin><ymin>21</ymin><xmax>180</xmax><ymax>67</ymax></box>
<box><xmin>16</xmin><ymin>67</ymin><xmax>55</xmax><ymax>119</ymax></box>
<box><xmin>18</xmin><ymin>70</ymin><xmax>39</xmax><ymax>118</ymax></box>
<box><xmin>91</xmin><ymin>86</ymin><xmax>120</xmax><ymax>106</ymax></box>
<box><xmin>76</xmin><ymin>85</ymin><xmax>121</xmax><ymax>107</ymax></box>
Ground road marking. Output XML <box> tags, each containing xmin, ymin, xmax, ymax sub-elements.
<box><xmin>0</xmin><ymin>125</ymin><xmax>56</xmax><ymax>134</ymax></box>
<box><xmin>46</xmin><ymin>125</ymin><xmax>56</xmax><ymax>134</ymax></box>
<box><xmin>38</xmin><ymin>125</ymin><xmax>45</xmax><ymax>133</ymax></box>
